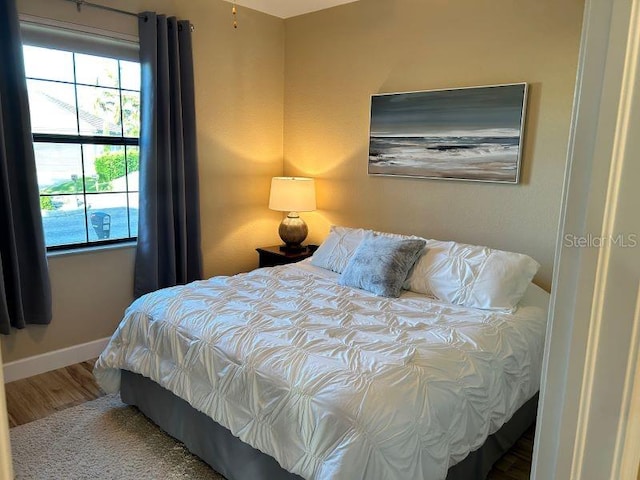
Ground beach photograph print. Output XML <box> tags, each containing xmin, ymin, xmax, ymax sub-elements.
<box><xmin>368</xmin><ymin>83</ymin><xmax>528</xmax><ymax>183</ymax></box>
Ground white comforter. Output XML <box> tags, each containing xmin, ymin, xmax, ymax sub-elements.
<box><xmin>94</xmin><ymin>261</ymin><xmax>549</xmax><ymax>480</ymax></box>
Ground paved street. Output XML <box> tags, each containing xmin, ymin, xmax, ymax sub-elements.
<box><xmin>42</xmin><ymin>206</ymin><xmax>138</xmax><ymax>246</ymax></box>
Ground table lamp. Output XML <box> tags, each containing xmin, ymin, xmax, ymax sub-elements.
<box><xmin>269</xmin><ymin>177</ymin><xmax>316</xmax><ymax>251</ymax></box>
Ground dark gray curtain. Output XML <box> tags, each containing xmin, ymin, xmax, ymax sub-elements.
<box><xmin>134</xmin><ymin>12</ymin><xmax>202</xmax><ymax>298</ymax></box>
<box><xmin>0</xmin><ymin>0</ymin><xmax>52</xmax><ymax>334</ymax></box>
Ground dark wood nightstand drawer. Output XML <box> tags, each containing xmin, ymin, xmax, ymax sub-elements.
<box><xmin>256</xmin><ymin>245</ymin><xmax>314</xmax><ymax>268</ymax></box>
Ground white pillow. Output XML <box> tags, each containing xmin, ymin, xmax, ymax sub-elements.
<box><xmin>310</xmin><ymin>225</ymin><xmax>368</xmax><ymax>273</ymax></box>
<box><xmin>405</xmin><ymin>239</ymin><xmax>540</xmax><ymax>310</ymax></box>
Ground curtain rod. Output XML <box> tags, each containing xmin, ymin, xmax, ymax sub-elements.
<box><xmin>64</xmin><ymin>0</ymin><xmax>138</xmax><ymax>18</ymax></box>
<box><xmin>62</xmin><ymin>0</ymin><xmax>195</xmax><ymax>31</ymax></box>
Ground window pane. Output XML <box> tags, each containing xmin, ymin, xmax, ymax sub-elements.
<box><xmin>126</xmin><ymin>146</ymin><xmax>139</xmax><ymax>191</ymax></box>
<box><xmin>120</xmin><ymin>60</ymin><xmax>140</xmax><ymax>91</ymax></box>
<box><xmin>121</xmin><ymin>91</ymin><xmax>140</xmax><ymax>137</ymax></box>
<box><xmin>23</xmin><ymin>45</ymin><xmax>74</xmax><ymax>82</ymax></box>
<box><xmin>34</xmin><ymin>143</ymin><xmax>83</xmax><ymax>194</ymax></box>
<box><xmin>128</xmin><ymin>192</ymin><xmax>138</xmax><ymax>237</ymax></box>
<box><xmin>27</xmin><ymin>79</ymin><xmax>78</xmax><ymax>135</ymax></box>
<box><xmin>76</xmin><ymin>85</ymin><xmax>122</xmax><ymax>136</ymax></box>
<box><xmin>41</xmin><ymin>196</ymin><xmax>87</xmax><ymax>247</ymax></box>
<box><xmin>82</xmin><ymin>144</ymin><xmax>128</xmax><ymax>192</ymax></box>
<box><xmin>74</xmin><ymin>53</ymin><xmax>119</xmax><ymax>88</ymax></box>
<box><xmin>86</xmin><ymin>193</ymin><xmax>130</xmax><ymax>241</ymax></box>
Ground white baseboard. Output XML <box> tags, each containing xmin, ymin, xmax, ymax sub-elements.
<box><xmin>2</xmin><ymin>337</ymin><xmax>110</xmax><ymax>383</ymax></box>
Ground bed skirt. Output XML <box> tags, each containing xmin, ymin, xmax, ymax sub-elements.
<box><xmin>120</xmin><ymin>370</ymin><xmax>538</xmax><ymax>480</ymax></box>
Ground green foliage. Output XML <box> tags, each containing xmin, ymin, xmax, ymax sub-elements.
<box><xmin>42</xmin><ymin>176</ymin><xmax>109</xmax><ymax>194</ymax></box>
<box><xmin>90</xmin><ymin>68</ymin><xmax>140</xmax><ymax>137</ymax></box>
<box><xmin>40</xmin><ymin>196</ymin><xmax>54</xmax><ymax>210</ymax></box>
<box><xmin>94</xmin><ymin>149</ymin><xmax>139</xmax><ymax>184</ymax></box>
<box><xmin>40</xmin><ymin>148</ymin><xmax>139</xmax><ymax>196</ymax></box>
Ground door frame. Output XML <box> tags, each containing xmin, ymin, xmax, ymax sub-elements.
<box><xmin>532</xmin><ymin>0</ymin><xmax>640</xmax><ymax>478</ymax></box>
<box><xmin>0</xmin><ymin>344</ymin><xmax>13</xmax><ymax>480</ymax></box>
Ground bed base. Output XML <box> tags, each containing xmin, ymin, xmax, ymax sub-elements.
<box><xmin>121</xmin><ymin>370</ymin><xmax>537</xmax><ymax>480</ymax></box>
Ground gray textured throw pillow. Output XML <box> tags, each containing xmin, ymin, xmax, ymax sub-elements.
<box><xmin>339</xmin><ymin>234</ymin><xmax>426</xmax><ymax>297</ymax></box>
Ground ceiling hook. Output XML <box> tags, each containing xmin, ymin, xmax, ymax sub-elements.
<box><xmin>76</xmin><ymin>0</ymin><xmax>84</xmax><ymax>13</ymax></box>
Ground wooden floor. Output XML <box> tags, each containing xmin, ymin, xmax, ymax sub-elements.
<box><xmin>5</xmin><ymin>359</ymin><xmax>104</xmax><ymax>428</ymax></box>
<box><xmin>4</xmin><ymin>361</ymin><xmax>534</xmax><ymax>479</ymax></box>
<box><xmin>487</xmin><ymin>426</ymin><xmax>535</xmax><ymax>480</ymax></box>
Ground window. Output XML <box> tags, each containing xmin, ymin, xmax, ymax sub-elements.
<box><xmin>23</xmin><ymin>43</ymin><xmax>140</xmax><ymax>250</ymax></box>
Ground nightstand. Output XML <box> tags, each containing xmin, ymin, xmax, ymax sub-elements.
<box><xmin>256</xmin><ymin>245</ymin><xmax>314</xmax><ymax>268</ymax></box>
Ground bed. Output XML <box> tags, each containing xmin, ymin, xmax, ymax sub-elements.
<box><xmin>94</xmin><ymin>246</ymin><xmax>549</xmax><ymax>480</ymax></box>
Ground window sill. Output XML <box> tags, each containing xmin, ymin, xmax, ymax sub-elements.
<box><xmin>47</xmin><ymin>241</ymin><xmax>137</xmax><ymax>258</ymax></box>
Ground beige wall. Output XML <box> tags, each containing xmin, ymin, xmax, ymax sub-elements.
<box><xmin>283</xmin><ymin>0</ymin><xmax>584</xmax><ymax>290</ymax></box>
<box><xmin>2</xmin><ymin>247</ymin><xmax>135</xmax><ymax>363</ymax></box>
<box><xmin>2</xmin><ymin>0</ymin><xmax>284</xmax><ymax>363</ymax></box>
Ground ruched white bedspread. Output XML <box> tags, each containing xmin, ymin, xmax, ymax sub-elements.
<box><xmin>94</xmin><ymin>261</ymin><xmax>549</xmax><ymax>480</ymax></box>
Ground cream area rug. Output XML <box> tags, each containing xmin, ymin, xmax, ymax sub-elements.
<box><xmin>10</xmin><ymin>394</ymin><xmax>225</xmax><ymax>479</ymax></box>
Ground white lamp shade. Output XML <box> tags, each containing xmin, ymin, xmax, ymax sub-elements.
<box><xmin>269</xmin><ymin>177</ymin><xmax>316</xmax><ymax>212</ymax></box>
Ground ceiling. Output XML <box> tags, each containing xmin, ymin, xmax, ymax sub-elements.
<box><xmin>231</xmin><ymin>0</ymin><xmax>360</xmax><ymax>19</ymax></box>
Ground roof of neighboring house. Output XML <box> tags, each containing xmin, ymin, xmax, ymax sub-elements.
<box><xmin>29</xmin><ymin>87</ymin><xmax>120</xmax><ymax>136</ymax></box>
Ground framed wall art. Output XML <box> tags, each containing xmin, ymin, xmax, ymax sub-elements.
<box><xmin>368</xmin><ymin>83</ymin><xmax>528</xmax><ymax>183</ymax></box>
